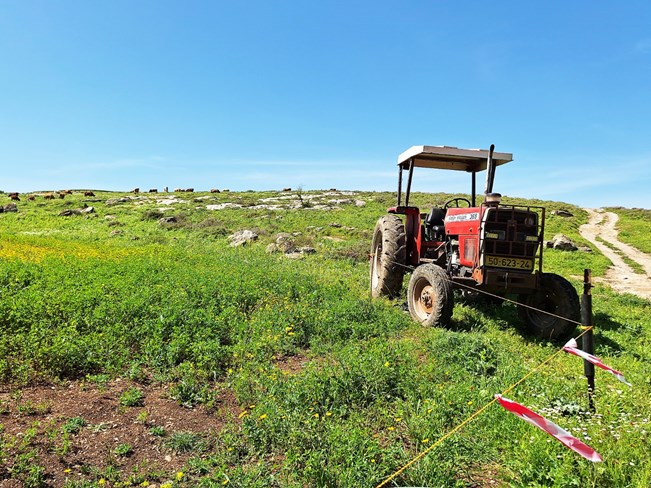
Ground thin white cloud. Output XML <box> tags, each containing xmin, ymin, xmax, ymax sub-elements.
<box><xmin>500</xmin><ymin>155</ymin><xmax>651</xmax><ymax>206</ymax></box>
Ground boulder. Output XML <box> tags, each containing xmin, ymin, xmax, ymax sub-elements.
<box><xmin>58</xmin><ymin>209</ymin><xmax>82</xmax><ymax>216</ymax></box>
<box><xmin>551</xmin><ymin>209</ymin><xmax>574</xmax><ymax>217</ymax></box>
<box><xmin>228</xmin><ymin>230</ymin><xmax>258</xmax><ymax>247</ymax></box>
<box><xmin>275</xmin><ymin>233</ymin><xmax>295</xmax><ymax>252</ymax></box>
<box><xmin>106</xmin><ymin>197</ymin><xmax>131</xmax><ymax>206</ymax></box>
<box><xmin>284</xmin><ymin>251</ymin><xmax>305</xmax><ymax>259</ymax></box>
<box><xmin>284</xmin><ymin>246</ymin><xmax>316</xmax><ymax>259</ymax></box>
<box><xmin>2</xmin><ymin>203</ymin><xmax>18</xmax><ymax>213</ymax></box>
<box><xmin>81</xmin><ymin>206</ymin><xmax>95</xmax><ymax>214</ymax></box>
<box><xmin>296</xmin><ymin>246</ymin><xmax>316</xmax><ymax>254</ymax></box>
<box><xmin>158</xmin><ymin>216</ymin><xmax>177</xmax><ymax>224</ymax></box>
<box><xmin>546</xmin><ymin>234</ymin><xmax>578</xmax><ymax>251</ymax></box>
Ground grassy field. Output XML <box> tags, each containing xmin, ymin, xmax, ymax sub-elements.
<box><xmin>605</xmin><ymin>207</ymin><xmax>651</xmax><ymax>254</ymax></box>
<box><xmin>0</xmin><ymin>189</ymin><xmax>649</xmax><ymax>487</ymax></box>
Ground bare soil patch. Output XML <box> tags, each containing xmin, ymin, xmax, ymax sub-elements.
<box><xmin>579</xmin><ymin>209</ymin><xmax>651</xmax><ymax>300</ymax></box>
<box><xmin>0</xmin><ymin>379</ymin><xmax>238</xmax><ymax>487</ymax></box>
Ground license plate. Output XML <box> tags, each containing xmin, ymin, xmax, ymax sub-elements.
<box><xmin>485</xmin><ymin>255</ymin><xmax>533</xmax><ymax>270</ymax></box>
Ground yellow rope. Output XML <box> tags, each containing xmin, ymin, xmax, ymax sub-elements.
<box><xmin>375</xmin><ymin>327</ymin><xmax>594</xmax><ymax>488</ymax></box>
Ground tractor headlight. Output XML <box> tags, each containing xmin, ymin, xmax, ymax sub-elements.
<box><xmin>485</xmin><ymin>230</ymin><xmax>506</xmax><ymax>240</ymax></box>
<box><xmin>524</xmin><ymin>216</ymin><xmax>536</xmax><ymax>226</ymax></box>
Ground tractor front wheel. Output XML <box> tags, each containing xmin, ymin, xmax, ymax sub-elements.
<box><xmin>407</xmin><ymin>264</ymin><xmax>454</xmax><ymax>327</ymax></box>
<box><xmin>517</xmin><ymin>273</ymin><xmax>579</xmax><ymax>340</ymax></box>
<box><xmin>370</xmin><ymin>215</ymin><xmax>406</xmax><ymax>298</ymax></box>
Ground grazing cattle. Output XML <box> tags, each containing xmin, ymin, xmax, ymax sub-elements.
<box><xmin>10</xmin><ymin>194</ymin><xmax>20</xmax><ymax>201</ymax></box>
<box><xmin>27</xmin><ymin>195</ymin><xmax>35</xmax><ymax>201</ymax></box>
<box><xmin>58</xmin><ymin>192</ymin><xmax>65</xmax><ymax>199</ymax></box>
<box><xmin>149</xmin><ymin>188</ymin><xmax>158</xmax><ymax>193</ymax></box>
<box><xmin>210</xmin><ymin>188</ymin><xmax>220</xmax><ymax>193</ymax></box>
<box><xmin>174</xmin><ymin>188</ymin><xmax>183</xmax><ymax>192</ymax></box>
<box><xmin>62</xmin><ymin>189</ymin><xmax>73</xmax><ymax>195</ymax></box>
<box><xmin>84</xmin><ymin>191</ymin><xmax>95</xmax><ymax>197</ymax></box>
<box><xmin>132</xmin><ymin>187</ymin><xmax>140</xmax><ymax>194</ymax></box>
<box><xmin>185</xmin><ymin>188</ymin><xmax>194</xmax><ymax>192</ymax></box>
<box><xmin>44</xmin><ymin>193</ymin><xmax>56</xmax><ymax>200</ymax></box>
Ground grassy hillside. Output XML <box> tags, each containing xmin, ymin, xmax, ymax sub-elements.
<box><xmin>0</xmin><ymin>190</ymin><xmax>649</xmax><ymax>487</ymax></box>
<box><xmin>606</xmin><ymin>207</ymin><xmax>651</xmax><ymax>254</ymax></box>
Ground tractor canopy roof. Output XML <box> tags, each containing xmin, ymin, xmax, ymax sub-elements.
<box><xmin>398</xmin><ymin>145</ymin><xmax>513</xmax><ymax>172</ymax></box>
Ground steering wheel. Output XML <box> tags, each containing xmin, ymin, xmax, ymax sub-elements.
<box><xmin>443</xmin><ymin>197</ymin><xmax>471</xmax><ymax>209</ymax></box>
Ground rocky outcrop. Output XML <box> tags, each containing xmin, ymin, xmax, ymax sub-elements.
<box><xmin>1</xmin><ymin>203</ymin><xmax>18</xmax><ymax>213</ymax></box>
<box><xmin>266</xmin><ymin>233</ymin><xmax>295</xmax><ymax>253</ymax></box>
<box><xmin>228</xmin><ymin>230</ymin><xmax>258</xmax><ymax>247</ymax></box>
<box><xmin>545</xmin><ymin>234</ymin><xmax>579</xmax><ymax>251</ymax></box>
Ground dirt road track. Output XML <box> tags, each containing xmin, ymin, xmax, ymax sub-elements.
<box><xmin>579</xmin><ymin>209</ymin><xmax>651</xmax><ymax>301</ymax></box>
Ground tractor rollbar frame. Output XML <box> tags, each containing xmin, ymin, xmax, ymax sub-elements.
<box><xmin>397</xmin><ymin>158</ymin><xmax>416</xmax><ymax>207</ymax></box>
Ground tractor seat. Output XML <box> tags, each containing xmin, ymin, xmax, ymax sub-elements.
<box><xmin>425</xmin><ymin>207</ymin><xmax>446</xmax><ymax>228</ymax></box>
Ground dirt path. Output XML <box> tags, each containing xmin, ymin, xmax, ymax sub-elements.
<box><xmin>579</xmin><ymin>209</ymin><xmax>651</xmax><ymax>301</ymax></box>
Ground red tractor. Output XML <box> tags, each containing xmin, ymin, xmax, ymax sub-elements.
<box><xmin>370</xmin><ymin>145</ymin><xmax>579</xmax><ymax>339</ymax></box>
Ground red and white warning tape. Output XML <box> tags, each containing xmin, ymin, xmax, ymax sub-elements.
<box><xmin>495</xmin><ymin>394</ymin><xmax>602</xmax><ymax>463</ymax></box>
<box><xmin>563</xmin><ymin>338</ymin><xmax>632</xmax><ymax>386</ymax></box>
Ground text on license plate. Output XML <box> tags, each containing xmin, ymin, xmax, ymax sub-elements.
<box><xmin>485</xmin><ymin>256</ymin><xmax>533</xmax><ymax>270</ymax></box>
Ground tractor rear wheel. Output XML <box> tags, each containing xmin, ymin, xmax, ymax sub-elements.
<box><xmin>407</xmin><ymin>264</ymin><xmax>454</xmax><ymax>327</ymax></box>
<box><xmin>517</xmin><ymin>273</ymin><xmax>579</xmax><ymax>340</ymax></box>
<box><xmin>370</xmin><ymin>215</ymin><xmax>406</xmax><ymax>298</ymax></box>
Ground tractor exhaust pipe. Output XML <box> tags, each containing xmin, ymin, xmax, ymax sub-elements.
<box><xmin>484</xmin><ymin>144</ymin><xmax>496</xmax><ymax>195</ymax></box>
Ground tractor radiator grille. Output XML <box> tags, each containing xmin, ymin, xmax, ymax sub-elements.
<box><xmin>482</xmin><ymin>206</ymin><xmax>540</xmax><ymax>258</ymax></box>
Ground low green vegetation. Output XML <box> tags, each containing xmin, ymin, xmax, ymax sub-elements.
<box><xmin>606</xmin><ymin>207</ymin><xmax>651</xmax><ymax>254</ymax></box>
<box><xmin>119</xmin><ymin>387</ymin><xmax>144</xmax><ymax>407</ymax></box>
<box><xmin>0</xmin><ymin>190</ymin><xmax>649</xmax><ymax>486</ymax></box>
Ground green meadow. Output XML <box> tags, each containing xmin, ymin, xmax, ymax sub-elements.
<box><xmin>0</xmin><ymin>190</ymin><xmax>649</xmax><ymax>487</ymax></box>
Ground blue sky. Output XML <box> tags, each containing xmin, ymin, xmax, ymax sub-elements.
<box><xmin>1</xmin><ymin>1</ymin><xmax>650</xmax><ymax>208</ymax></box>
